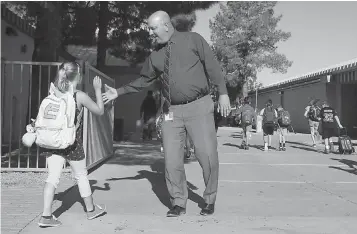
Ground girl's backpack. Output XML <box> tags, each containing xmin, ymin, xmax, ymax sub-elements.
<box><xmin>25</xmin><ymin>83</ymin><xmax>79</xmax><ymax>149</ymax></box>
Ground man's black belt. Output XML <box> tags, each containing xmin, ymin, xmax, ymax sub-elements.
<box><xmin>171</xmin><ymin>92</ymin><xmax>209</xmax><ymax>106</ymax></box>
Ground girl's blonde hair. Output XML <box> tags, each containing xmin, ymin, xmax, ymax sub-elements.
<box><xmin>54</xmin><ymin>62</ymin><xmax>81</xmax><ymax>93</ymax></box>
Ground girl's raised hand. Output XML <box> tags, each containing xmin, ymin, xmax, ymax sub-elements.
<box><xmin>93</xmin><ymin>76</ymin><xmax>102</xmax><ymax>91</ymax></box>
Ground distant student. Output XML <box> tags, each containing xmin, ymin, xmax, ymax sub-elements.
<box><xmin>276</xmin><ymin>105</ymin><xmax>291</xmax><ymax>151</ymax></box>
<box><xmin>140</xmin><ymin>90</ymin><xmax>157</xmax><ymax>141</ymax></box>
<box><xmin>304</xmin><ymin>100</ymin><xmax>321</xmax><ymax>147</ymax></box>
<box><xmin>260</xmin><ymin>99</ymin><xmax>278</xmax><ymax>151</ymax></box>
<box><xmin>319</xmin><ymin>101</ymin><xmax>343</xmax><ymax>154</ymax></box>
<box><xmin>236</xmin><ymin>97</ymin><xmax>256</xmax><ymax>150</ymax></box>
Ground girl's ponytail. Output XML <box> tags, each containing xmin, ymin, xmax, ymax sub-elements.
<box><xmin>55</xmin><ymin>68</ymin><xmax>70</xmax><ymax>93</ymax></box>
<box><xmin>54</xmin><ymin>62</ymin><xmax>80</xmax><ymax>93</ymax></box>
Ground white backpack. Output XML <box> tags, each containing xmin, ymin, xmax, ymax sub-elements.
<box><xmin>34</xmin><ymin>83</ymin><xmax>80</xmax><ymax>149</ymax></box>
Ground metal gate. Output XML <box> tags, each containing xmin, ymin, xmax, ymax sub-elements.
<box><xmin>1</xmin><ymin>60</ymin><xmax>114</xmax><ymax>171</ymax></box>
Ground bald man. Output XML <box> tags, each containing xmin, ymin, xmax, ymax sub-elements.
<box><xmin>103</xmin><ymin>11</ymin><xmax>231</xmax><ymax>217</ymax></box>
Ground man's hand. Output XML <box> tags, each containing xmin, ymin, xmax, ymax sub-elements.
<box><xmin>217</xmin><ymin>94</ymin><xmax>231</xmax><ymax>118</ymax></box>
<box><xmin>102</xmin><ymin>84</ymin><xmax>118</xmax><ymax>104</ymax></box>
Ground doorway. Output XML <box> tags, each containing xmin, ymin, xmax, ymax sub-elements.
<box><xmin>341</xmin><ymin>84</ymin><xmax>357</xmax><ymax>138</ymax></box>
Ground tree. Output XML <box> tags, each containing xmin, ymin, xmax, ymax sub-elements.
<box><xmin>210</xmin><ymin>2</ymin><xmax>292</xmax><ymax>100</ymax></box>
<box><xmin>4</xmin><ymin>1</ymin><xmax>217</xmax><ymax>66</ymax></box>
<box><xmin>106</xmin><ymin>1</ymin><xmax>216</xmax><ymax>66</ymax></box>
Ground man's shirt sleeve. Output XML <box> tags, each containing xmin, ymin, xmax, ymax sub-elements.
<box><xmin>191</xmin><ymin>33</ymin><xmax>228</xmax><ymax>95</ymax></box>
<box><xmin>116</xmin><ymin>56</ymin><xmax>160</xmax><ymax>96</ymax></box>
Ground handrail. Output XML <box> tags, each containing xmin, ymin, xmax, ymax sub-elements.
<box><xmin>2</xmin><ymin>61</ymin><xmax>62</xmax><ymax>66</ymax></box>
<box><xmin>86</xmin><ymin>63</ymin><xmax>115</xmax><ymax>83</ymax></box>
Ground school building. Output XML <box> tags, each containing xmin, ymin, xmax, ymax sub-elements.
<box><xmin>249</xmin><ymin>58</ymin><xmax>357</xmax><ymax>137</ymax></box>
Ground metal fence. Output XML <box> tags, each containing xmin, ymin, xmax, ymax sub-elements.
<box><xmin>1</xmin><ymin>60</ymin><xmax>114</xmax><ymax>171</ymax></box>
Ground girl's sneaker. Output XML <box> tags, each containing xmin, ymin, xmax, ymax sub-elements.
<box><xmin>324</xmin><ymin>148</ymin><xmax>330</xmax><ymax>154</ymax></box>
<box><xmin>38</xmin><ymin>215</ymin><xmax>62</xmax><ymax>228</ymax></box>
<box><xmin>87</xmin><ymin>204</ymin><xmax>106</xmax><ymax>220</ymax></box>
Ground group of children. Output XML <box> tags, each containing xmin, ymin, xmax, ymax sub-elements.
<box><xmin>235</xmin><ymin>97</ymin><xmax>345</xmax><ymax>154</ymax></box>
<box><xmin>235</xmin><ymin>97</ymin><xmax>291</xmax><ymax>151</ymax></box>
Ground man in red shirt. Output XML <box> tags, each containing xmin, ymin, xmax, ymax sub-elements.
<box><xmin>103</xmin><ymin>11</ymin><xmax>231</xmax><ymax>217</ymax></box>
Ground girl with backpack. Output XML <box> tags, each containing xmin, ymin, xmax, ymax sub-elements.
<box><xmin>37</xmin><ymin>62</ymin><xmax>106</xmax><ymax>227</ymax></box>
<box><xmin>276</xmin><ymin>105</ymin><xmax>291</xmax><ymax>151</ymax></box>
<box><xmin>259</xmin><ymin>99</ymin><xmax>278</xmax><ymax>151</ymax></box>
<box><xmin>304</xmin><ymin>99</ymin><xmax>321</xmax><ymax>147</ymax></box>
<box><xmin>236</xmin><ymin>97</ymin><xmax>256</xmax><ymax>150</ymax></box>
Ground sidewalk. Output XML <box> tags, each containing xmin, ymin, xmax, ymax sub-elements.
<box><xmin>5</xmin><ymin>128</ymin><xmax>357</xmax><ymax>233</ymax></box>
<box><xmin>1</xmin><ymin>172</ymin><xmax>75</xmax><ymax>234</ymax></box>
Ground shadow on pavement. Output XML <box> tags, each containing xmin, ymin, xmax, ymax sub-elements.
<box><xmin>53</xmin><ymin>180</ymin><xmax>110</xmax><ymax>218</ymax></box>
<box><xmin>223</xmin><ymin>142</ymin><xmax>269</xmax><ymax>151</ymax></box>
<box><xmin>106</xmin><ymin>160</ymin><xmax>205</xmax><ymax>209</ymax></box>
<box><xmin>286</xmin><ymin>141</ymin><xmax>311</xmax><ymax>147</ymax></box>
<box><xmin>108</xmin><ymin>141</ymin><xmax>198</xmax><ymax>166</ymax></box>
<box><xmin>247</xmin><ymin>144</ymin><xmax>265</xmax><ymax>151</ymax></box>
<box><xmin>223</xmin><ymin>143</ymin><xmax>241</xmax><ymax>149</ymax></box>
<box><xmin>290</xmin><ymin>145</ymin><xmax>320</xmax><ymax>153</ymax></box>
<box><xmin>329</xmin><ymin>158</ymin><xmax>357</xmax><ymax>176</ymax></box>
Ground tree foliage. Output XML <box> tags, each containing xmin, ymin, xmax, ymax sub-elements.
<box><xmin>209</xmin><ymin>1</ymin><xmax>292</xmax><ymax>98</ymax></box>
<box><xmin>3</xmin><ymin>1</ymin><xmax>216</xmax><ymax>65</ymax></box>
<box><xmin>106</xmin><ymin>1</ymin><xmax>216</xmax><ymax>66</ymax></box>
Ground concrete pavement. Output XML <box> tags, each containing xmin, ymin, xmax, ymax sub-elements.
<box><xmin>17</xmin><ymin>128</ymin><xmax>357</xmax><ymax>233</ymax></box>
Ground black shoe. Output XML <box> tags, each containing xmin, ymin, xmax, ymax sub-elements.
<box><xmin>185</xmin><ymin>152</ymin><xmax>191</xmax><ymax>160</ymax></box>
<box><xmin>166</xmin><ymin>206</ymin><xmax>186</xmax><ymax>217</ymax></box>
<box><xmin>200</xmin><ymin>203</ymin><xmax>215</xmax><ymax>216</ymax></box>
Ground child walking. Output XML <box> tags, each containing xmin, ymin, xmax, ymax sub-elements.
<box><xmin>236</xmin><ymin>97</ymin><xmax>256</xmax><ymax>150</ymax></box>
<box><xmin>319</xmin><ymin>101</ymin><xmax>343</xmax><ymax>154</ymax></box>
<box><xmin>276</xmin><ymin>105</ymin><xmax>291</xmax><ymax>151</ymax></box>
<box><xmin>304</xmin><ymin>99</ymin><xmax>321</xmax><ymax>147</ymax></box>
<box><xmin>38</xmin><ymin>62</ymin><xmax>106</xmax><ymax>227</ymax></box>
<box><xmin>260</xmin><ymin>99</ymin><xmax>278</xmax><ymax>151</ymax></box>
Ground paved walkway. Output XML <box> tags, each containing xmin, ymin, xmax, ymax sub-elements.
<box><xmin>5</xmin><ymin>127</ymin><xmax>357</xmax><ymax>233</ymax></box>
<box><xmin>1</xmin><ymin>173</ymin><xmax>74</xmax><ymax>234</ymax></box>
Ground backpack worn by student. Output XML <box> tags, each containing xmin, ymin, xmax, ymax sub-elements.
<box><xmin>241</xmin><ymin>109</ymin><xmax>254</xmax><ymax>125</ymax></box>
<box><xmin>263</xmin><ymin>106</ymin><xmax>276</xmax><ymax>125</ymax></box>
<box><xmin>309</xmin><ymin>105</ymin><xmax>320</xmax><ymax>121</ymax></box>
<box><xmin>278</xmin><ymin>110</ymin><xmax>291</xmax><ymax>127</ymax></box>
<box><xmin>338</xmin><ymin>128</ymin><xmax>355</xmax><ymax>155</ymax></box>
<box><xmin>33</xmin><ymin>83</ymin><xmax>78</xmax><ymax>149</ymax></box>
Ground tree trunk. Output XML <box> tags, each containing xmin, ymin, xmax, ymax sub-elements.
<box><xmin>96</xmin><ymin>1</ymin><xmax>109</xmax><ymax>70</ymax></box>
<box><xmin>242</xmin><ymin>81</ymin><xmax>248</xmax><ymax>98</ymax></box>
<box><xmin>30</xmin><ymin>1</ymin><xmax>63</xmax><ymax>118</ymax></box>
<box><xmin>32</xmin><ymin>2</ymin><xmax>62</xmax><ymax>62</ymax></box>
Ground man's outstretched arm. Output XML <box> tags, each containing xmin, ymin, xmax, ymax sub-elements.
<box><xmin>103</xmin><ymin>56</ymin><xmax>160</xmax><ymax>104</ymax></box>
